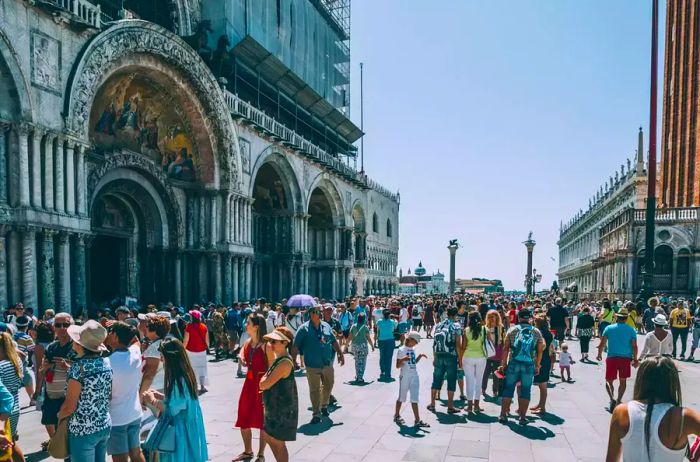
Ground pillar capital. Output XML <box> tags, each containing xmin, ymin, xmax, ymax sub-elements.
<box><xmin>41</xmin><ymin>228</ymin><xmax>57</xmax><ymax>239</ymax></box>
<box><xmin>56</xmin><ymin>231</ymin><xmax>70</xmax><ymax>244</ymax></box>
<box><xmin>14</xmin><ymin>122</ymin><xmax>32</xmax><ymax>136</ymax></box>
<box><xmin>0</xmin><ymin>120</ymin><xmax>11</xmax><ymax>133</ymax></box>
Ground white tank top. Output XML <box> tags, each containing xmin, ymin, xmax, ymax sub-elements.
<box><xmin>620</xmin><ymin>401</ymin><xmax>686</xmax><ymax>462</ymax></box>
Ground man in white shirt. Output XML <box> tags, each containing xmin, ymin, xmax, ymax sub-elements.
<box><xmin>106</xmin><ymin>322</ymin><xmax>145</xmax><ymax>462</ymax></box>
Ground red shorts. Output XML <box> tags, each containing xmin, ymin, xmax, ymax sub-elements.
<box><xmin>605</xmin><ymin>357</ymin><xmax>631</xmax><ymax>381</ymax></box>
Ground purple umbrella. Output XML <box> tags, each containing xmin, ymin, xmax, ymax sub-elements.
<box><xmin>286</xmin><ymin>294</ymin><xmax>316</xmax><ymax>307</ymax></box>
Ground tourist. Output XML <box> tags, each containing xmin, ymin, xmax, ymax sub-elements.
<box><xmin>226</xmin><ymin>303</ymin><xmax>242</xmax><ymax>358</ymax></box>
<box><xmin>0</xmin><ymin>332</ymin><xmax>25</xmax><ymax>461</ymax></box>
<box><xmin>689</xmin><ymin>305</ymin><xmax>700</xmax><ymax>361</ymax></box>
<box><xmin>640</xmin><ymin>314</ymin><xmax>672</xmax><ymax>358</ymax></box>
<box><xmin>338</xmin><ymin>304</ymin><xmax>353</xmax><ymax>353</ymax></box>
<box><xmin>139</xmin><ymin>315</ymin><xmax>171</xmax><ymax>398</ymax></box>
<box><xmin>104</xmin><ymin>322</ymin><xmax>144</xmax><ymax>462</ymax></box>
<box><xmin>482</xmin><ymin>309</ymin><xmax>505</xmax><ymax>396</ymax></box>
<box><xmin>260</xmin><ymin>327</ymin><xmax>298</xmax><ymax>462</ymax></box>
<box><xmin>423</xmin><ymin>301</ymin><xmax>435</xmax><ymax>338</ymax></box>
<box><xmin>575</xmin><ymin>306</ymin><xmax>595</xmax><ymax>361</ymax></box>
<box><xmin>210</xmin><ymin>307</ymin><xmax>228</xmax><ymax>360</ymax></box>
<box><xmin>36</xmin><ymin>312</ymin><xmax>73</xmax><ymax>448</ymax></box>
<box><xmin>347</xmin><ymin>313</ymin><xmax>373</xmax><ymax>383</ymax></box>
<box><xmin>597</xmin><ymin>308</ymin><xmax>639</xmax><ymax>411</ymax></box>
<box><xmin>371</xmin><ymin>303</ymin><xmax>384</xmax><ymax>345</ymax></box>
<box><xmin>598</xmin><ymin>298</ymin><xmax>615</xmax><ymax>337</ymax></box>
<box><xmin>606</xmin><ymin>356</ymin><xmax>700</xmax><ymax>461</ymax></box>
<box><xmin>234</xmin><ymin>314</ymin><xmax>269</xmax><ymax>461</ymax></box>
<box><xmin>411</xmin><ymin>302</ymin><xmax>423</xmax><ymax>332</ymax></box>
<box><xmin>183</xmin><ymin>310</ymin><xmax>209</xmax><ymax>394</ymax></box>
<box><xmin>547</xmin><ymin>298</ymin><xmax>569</xmax><ymax>347</ymax></box>
<box><xmin>283</xmin><ymin>306</ymin><xmax>303</xmax><ymax>369</ymax></box>
<box><xmin>669</xmin><ymin>301</ymin><xmax>691</xmax><ymax>359</ymax></box>
<box><xmin>559</xmin><ymin>343</ymin><xmax>574</xmax><ymax>382</ymax></box>
<box><xmin>530</xmin><ymin>314</ymin><xmax>554</xmax><ymax>415</ymax></box>
<box><xmin>59</xmin><ymin>320</ymin><xmax>113</xmax><ymax>462</ymax></box>
<box><xmin>624</xmin><ymin>301</ymin><xmax>639</xmax><ymax>332</ymax></box>
<box><xmin>31</xmin><ymin>321</ymin><xmax>54</xmax><ymax>411</ymax></box>
<box><xmin>461</xmin><ymin>312</ymin><xmax>489</xmax><ymax>414</ymax></box>
<box><xmin>294</xmin><ymin>306</ymin><xmax>344</xmax><ymax>424</ymax></box>
<box><xmin>393</xmin><ymin>332</ymin><xmax>429</xmax><ymax>428</ymax></box>
<box><xmin>498</xmin><ymin>309</ymin><xmax>545</xmax><ymax>425</ymax></box>
<box><xmin>376</xmin><ymin>309</ymin><xmax>397</xmax><ymax>381</ymax></box>
<box><xmin>142</xmin><ymin>338</ymin><xmax>208</xmax><ymax>462</ymax></box>
<box><xmin>428</xmin><ymin>306</ymin><xmax>463</xmax><ymax>414</ymax></box>
<box><xmin>397</xmin><ymin>302</ymin><xmax>410</xmax><ymax>343</ymax></box>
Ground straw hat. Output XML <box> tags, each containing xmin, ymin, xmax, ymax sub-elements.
<box><xmin>67</xmin><ymin>320</ymin><xmax>107</xmax><ymax>353</ymax></box>
<box><xmin>615</xmin><ymin>308</ymin><xmax>630</xmax><ymax>318</ymax></box>
<box><xmin>264</xmin><ymin>329</ymin><xmax>293</xmax><ymax>343</ymax></box>
<box><xmin>648</xmin><ymin>296</ymin><xmax>660</xmax><ymax>306</ymax></box>
<box><xmin>652</xmin><ymin>314</ymin><xmax>669</xmax><ymax>326</ymax></box>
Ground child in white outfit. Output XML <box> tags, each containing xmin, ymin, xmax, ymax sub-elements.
<box><xmin>394</xmin><ymin>332</ymin><xmax>429</xmax><ymax>427</ymax></box>
<box><xmin>559</xmin><ymin>343</ymin><xmax>575</xmax><ymax>382</ymax></box>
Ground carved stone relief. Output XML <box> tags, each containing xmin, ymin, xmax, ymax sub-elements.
<box><xmin>30</xmin><ymin>29</ymin><xmax>61</xmax><ymax>94</ymax></box>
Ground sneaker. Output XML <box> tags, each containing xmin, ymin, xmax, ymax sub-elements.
<box><xmin>321</xmin><ymin>408</ymin><xmax>330</xmax><ymax>416</ymax></box>
<box><xmin>310</xmin><ymin>416</ymin><xmax>321</xmax><ymax>424</ymax></box>
<box><xmin>329</xmin><ymin>395</ymin><xmax>338</xmax><ymax>405</ymax></box>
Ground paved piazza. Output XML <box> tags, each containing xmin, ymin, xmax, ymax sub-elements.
<box><xmin>16</xmin><ymin>335</ymin><xmax>700</xmax><ymax>462</ymax></box>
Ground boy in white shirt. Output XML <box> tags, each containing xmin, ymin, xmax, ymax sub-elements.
<box><xmin>393</xmin><ymin>332</ymin><xmax>429</xmax><ymax>427</ymax></box>
<box><xmin>559</xmin><ymin>343</ymin><xmax>575</xmax><ymax>383</ymax></box>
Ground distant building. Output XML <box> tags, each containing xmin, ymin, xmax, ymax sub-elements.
<box><xmin>455</xmin><ymin>278</ymin><xmax>504</xmax><ymax>295</ymax></box>
<box><xmin>398</xmin><ymin>262</ymin><xmax>448</xmax><ymax>294</ymax></box>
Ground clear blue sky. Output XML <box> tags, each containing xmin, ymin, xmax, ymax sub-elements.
<box><xmin>349</xmin><ymin>0</ymin><xmax>663</xmax><ymax>290</ymax></box>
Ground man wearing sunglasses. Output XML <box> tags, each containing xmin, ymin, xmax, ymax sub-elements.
<box><xmin>34</xmin><ymin>312</ymin><xmax>74</xmax><ymax>447</ymax></box>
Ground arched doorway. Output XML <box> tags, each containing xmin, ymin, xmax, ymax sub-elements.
<box><xmin>677</xmin><ymin>249</ymin><xmax>690</xmax><ymax>292</ymax></box>
<box><xmin>654</xmin><ymin>245</ymin><xmax>673</xmax><ymax>291</ymax></box>
<box><xmin>307</xmin><ymin>184</ymin><xmax>345</xmax><ymax>299</ymax></box>
<box><xmin>251</xmin><ymin>162</ymin><xmax>295</xmax><ymax>301</ymax></box>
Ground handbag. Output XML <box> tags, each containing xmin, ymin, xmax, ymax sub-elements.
<box><xmin>483</xmin><ymin>327</ymin><xmax>496</xmax><ymax>358</ymax></box>
<box><xmin>47</xmin><ymin>417</ymin><xmax>69</xmax><ymax>459</ymax></box>
<box><xmin>144</xmin><ymin>412</ymin><xmax>176</xmax><ymax>453</ymax></box>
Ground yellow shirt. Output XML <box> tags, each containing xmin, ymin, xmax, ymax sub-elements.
<box><xmin>670</xmin><ymin>308</ymin><xmax>690</xmax><ymax>329</ymax></box>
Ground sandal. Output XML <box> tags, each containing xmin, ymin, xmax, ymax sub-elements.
<box><xmin>414</xmin><ymin>420</ymin><xmax>430</xmax><ymax>428</ymax></box>
<box><xmin>233</xmin><ymin>452</ymin><xmax>254</xmax><ymax>462</ymax></box>
<box><xmin>447</xmin><ymin>407</ymin><xmax>461</xmax><ymax>414</ymax></box>
<box><xmin>393</xmin><ymin>415</ymin><xmax>405</xmax><ymax>425</ymax></box>
<box><xmin>498</xmin><ymin>414</ymin><xmax>508</xmax><ymax>424</ymax></box>
<box><xmin>426</xmin><ymin>404</ymin><xmax>436</xmax><ymax>412</ymax></box>
<box><xmin>519</xmin><ymin>417</ymin><xmax>528</xmax><ymax>426</ymax></box>
<box><xmin>255</xmin><ymin>455</ymin><xmax>265</xmax><ymax>462</ymax></box>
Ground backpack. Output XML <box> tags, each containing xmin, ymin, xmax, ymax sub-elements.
<box><xmin>412</xmin><ymin>307</ymin><xmax>419</xmax><ymax>317</ymax></box>
<box><xmin>433</xmin><ymin>320</ymin><xmax>456</xmax><ymax>354</ymax></box>
<box><xmin>511</xmin><ymin>325</ymin><xmax>536</xmax><ymax>364</ymax></box>
<box><xmin>225</xmin><ymin>309</ymin><xmax>239</xmax><ymax>330</ymax></box>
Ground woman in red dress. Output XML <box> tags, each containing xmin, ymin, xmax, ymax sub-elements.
<box><xmin>233</xmin><ymin>314</ymin><xmax>273</xmax><ymax>462</ymax></box>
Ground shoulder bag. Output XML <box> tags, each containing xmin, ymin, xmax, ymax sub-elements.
<box><xmin>48</xmin><ymin>361</ymin><xmax>85</xmax><ymax>459</ymax></box>
<box><xmin>143</xmin><ymin>411</ymin><xmax>176</xmax><ymax>454</ymax></box>
<box><xmin>482</xmin><ymin>327</ymin><xmax>497</xmax><ymax>358</ymax></box>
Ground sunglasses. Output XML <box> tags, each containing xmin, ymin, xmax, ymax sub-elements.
<box><xmin>54</xmin><ymin>323</ymin><xmax>71</xmax><ymax>328</ymax></box>
<box><xmin>269</xmin><ymin>339</ymin><xmax>286</xmax><ymax>345</ymax></box>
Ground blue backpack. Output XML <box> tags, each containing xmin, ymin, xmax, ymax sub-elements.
<box><xmin>433</xmin><ymin>320</ymin><xmax>456</xmax><ymax>354</ymax></box>
<box><xmin>225</xmin><ymin>309</ymin><xmax>240</xmax><ymax>330</ymax></box>
<box><xmin>512</xmin><ymin>325</ymin><xmax>536</xmax><ymax>363</ymax></box>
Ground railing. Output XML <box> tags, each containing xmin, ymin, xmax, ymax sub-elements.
<box><xmin>42</xmin><ymin>0</ymin><xmax>102</xmax><ymax>28</ymax></box>
<box><xmin>633</xmin><ymin>207</ymin><xmax>698</xmax><ymax>223</ymax></box>
<box><xmin>224</xmin><ymin>90</ymin><xmax>399</xmax><ymax>202</ymax></box>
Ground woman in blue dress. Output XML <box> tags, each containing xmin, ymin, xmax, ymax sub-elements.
<box><xmin>143</xmin><ymin>338</ymin><xmax>208</xmax><ymax>462</ymax></box>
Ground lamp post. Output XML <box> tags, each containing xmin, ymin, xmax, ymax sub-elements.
<box><xmin>448</xmin><ymin>239</ymin><xmax>459</xmax><ymax>294</ymax></box>
<box><xmin>523</xmin><ymin>232</ymin><xmax>536</xmax><ymax>296</ymax></box>
<box><xmin>640</xmin><ymin>0</ymin><xmax>659</xmax><ymax>304</ymax></box>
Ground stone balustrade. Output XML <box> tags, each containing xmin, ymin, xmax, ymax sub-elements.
<box><xmin>633</xmin><ymin>207</ymin><xmax>698</xmax><ymax>223</ymax></box>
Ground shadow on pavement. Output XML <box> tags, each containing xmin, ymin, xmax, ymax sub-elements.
<box><xmin>538</xmin><ymin>413</ymin><xmax>565</xmax><ymax>425</ymax></box>
<box><xmin>25</xmin><ymin>451</ymin><xmax>49</xmax><ymax>462</ymax></box>
<box><xmin>467</xmin><ymin>413</ymin><xmax>498</xmax><ymax>424</ymax></box>
<box><xmin>434</xmin><ymin>411</ymin><xmax>468</xmax><ymax>425</ymax></box>
<box><xmin>506</xmin><ymin>422</ymin><xmax>556</xmax><ymax>440</ymax></box>
<box><xmin>397</xmin><ymin>425</ymin><xmax>429</xmax><ymax>438</ymax></box>
<box><xmin>297</xmin><ymin>419</ymin><xmax>343</xmax><ymax>435</ymax></box>
<box><xmin>344</xmin><ymin>380</ymin><xmax>374</xmax><ymax>386</ymax></box>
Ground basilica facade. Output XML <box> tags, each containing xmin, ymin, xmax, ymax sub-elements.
<box><xmin>0</xmin><ymin>0</ymin><xmax>399</xmax><ymax>314</ymax></box>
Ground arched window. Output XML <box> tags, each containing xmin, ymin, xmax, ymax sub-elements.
<box><xmin>386</xmin><ymin>219</ymin><xmax>393</xmax><ymax>237</ymax></box>
<box><xmin>372</xmin><ymin>213</ymin><xmax>378</xmax><ymax>233</ymax></box>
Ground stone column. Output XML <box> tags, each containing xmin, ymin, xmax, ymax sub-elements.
<box><xmin>0</xmin><ymin>124</ymin><xmax>8</xmax><ymax>204</ymax></box>
<box><xmin>278</xmin><ymin>264</ymin><xmax>285</xmax><ymax>300</ymax></box>
<box><xmin>233</xmin><ymin>198</ymin><xmax>240</xmax><ymax>243</ymax></box>
<box><xmin>290</xmin><ymin>263</ymin><xmax>297</xmax><ymax>295</ymax></box>
<box><xmin>39</xmin><ymin>229</ymin><xmax>55</xmax><ymax>310</ymax></box>
<box><xmin>174</xmin><ymin>252</ymin><xmax>182</xmax><ymax>305</ymax></box>
<box><xmin>76</xmin><ymin>144</ymin><xmax>86</xmax><ymax>216</ymax></box>
<box><xmin>56</xmin><ymin>232</ymin><xmax>71</xmax><ymax>312</ymax></box>
<box><xmin>222</xmin><ymin>193</ymin><xmax>231</xmax><ymax>243</ymax></box>
<box><xmin>231</xmin><ymin>256</ymin><xmax>239</xmax><ymax>301</ymax></box>
<box><xmin>210</xmin><ymin>193</ymin><xmax>218</xmax><ymax>247</ymax></box>
<box><xmin>211</xmin><ymin>253</ymin><xmax>222</xmax><ymax>303</ymax></box>
<box><xmin>65</xmin><ymin>140</ymin><xmax>76</xmax><ymax>215</ymax></box>
<box><xmin>31</xmin><ymin>129</ymin><xmax>43</xmax><ymax>208</ymax></box>
<box><xmin>238</xmin><ymin>257</ymin><xmax>246</xmax><ymax>301</ymax></box>
<box><xmin>0</xmin><ymin>227</ymin><xmax>7</xmax><ymax>309</ymax></box>
<box><xmin>331</xmin><ymin>268</ymin><xmax>338</xmax><ymax>300</ymax></box>
<box><xmin>54</xmin><ymin>136</ymin><xmax>65</xmax><ymax>213</ymax></box>
<box><xmin>672</xmin><ymin>256</ymin><xmax>678</xmax><ymax>291</ymax></box>
<box><xmin>72</xmin><ymin>234</ymin><xmax>86</xmax><ymax>317</ymax></box>
<box><xmin>223</xmin><ymin>254</ymin><xmax>232</xmax><ymax>304</ymax></box>
<box><xmin>198</xmin><ymin>254</ymin><xmax>208</xmax><ymax>302</ymax></box>
<box><xmin>14</xmin><ymin>124</ymin><xmax>31</xmax><ymax>207</ymax></box>
<box><xmin>245</xmin><ymin>258</ymin><xmax>252</xmax><ymax>300</ymax></box>
<box><xmin>198</xmin><ymin>196</ymin><xmax>207</xmax><ymax>248</ymax></box>
<box><xmin>42</xmin><ymin>134</ymin><xmax>54</xmax><ymax>210</ymax></box>
<box><xmin>7</xmin><ymin>231</ymin><xmax>21</xmax><ymax>305</ymax></box>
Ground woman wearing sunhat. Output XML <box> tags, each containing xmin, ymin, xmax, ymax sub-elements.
<box><xmin>57</xmin><ymin>320</ymin><xmax>113</xmax><ymax>462</ymax></box>
<box><xmin>640</xmin><ymin>314</ymin><xmax>673</xmax><ymax>358</ymax></box>
<box><xmin>183</xmin><ymin>310</ymin><xmax>209</xmax><ymax>394</ymax></box>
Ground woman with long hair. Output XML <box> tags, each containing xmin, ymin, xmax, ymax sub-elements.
<box><xmin>530</xmin><ymin>315</ymin><xmax>554</xmax><ymax>415</ymax></box>
<box><xmin>482</xmin><ymin>310</ymin><xmax>504</xmax><ymax>396</ymax></box>
<box><xmin>347</xmin><ymin>313</ymin><xmax>374</xmax><ymax>383</ymax></box>
<box><xmin>142</xmin><ymin>338</ymin><xmax>208</xmax><ymax>462</ymax></box>
<box><xmin>259</xmin><ymin>327</ymin><xmax>298</xmax><ymax>462</ymax></box>
<box><xmin>31</xmin><ymin>321</ymin><xmax>55</xmax><ymax>409</ymax></box>
<box><xmin>576</xmin><ymin>306</ymin><xmax>595</xmax><ymax>362</ymax></box>
<box><xmin>0</xmin><ymin>333</ymin><xmax>24</xmax><ymax>461</ymax></box>
<box><xmin>606</xmin><ymin>356</ymin><xmax>700</xmax><ymax>461</ymax></box>
<box><xmin>461</xmin><ymin>312</ymin><xmax>490</xmax><ymax>414</ymax></box>
<box><xmin>183</xmin><ymin>310</ymin><xmax>209</xmax><ymax>394</ymax></box>
<box><xmin>233</xmin><ymin>314</ymin><xmax>271</xmax><ymax>462</ymax></box>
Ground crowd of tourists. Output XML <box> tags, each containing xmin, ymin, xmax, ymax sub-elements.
<box><xmin>0</xmin><ymin>292</ymin><xmax>697</xmax><ymax>461</ymax></box>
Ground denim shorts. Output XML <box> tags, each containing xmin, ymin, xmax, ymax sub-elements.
<box><xmin>107</xmin><ymin>418</ymin><xmax>141</xmax><ymax>455</ymax></box>
<box><xmin>431</xmin><ymin>353</ymin><xmax>458</xmax><ymax>392</ymax></box>
<box><xmin>501</xmin><ymin>360</ymin><xmax>535</xmax><ymax>400</ymax></box>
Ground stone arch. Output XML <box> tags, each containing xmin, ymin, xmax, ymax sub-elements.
<box><xmin>0</xmin><ymin>29</ymin><xmax>33</xmax><ymax>121</ymax></box>
<box><xmin>249</xmin><ymin>149</ymin><xmax>302</xmax><ymax>213</ymax></box>
<box><xmin>65</xmin><ymin>20</ymin><xmax>241</xmax><ymax>190</ymax></box>
<box><xmin>306</xmin><ymin>175</ymin><xmax>345</xmax><ymax>226</ymax></box>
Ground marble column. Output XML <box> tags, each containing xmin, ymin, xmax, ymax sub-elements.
<box><xmin>245</xmin><ymin>258</ymin><xmax>252</xmax><ymax>301</ymax></box>
<box><xmin>222</xmin><ymin>194</ymin><xmax>231</xmax><ymax>243</ymax></box>
<box><xmin>211</xmin><ymin>253</ymin><xmax>222</xmax><ymax>303</ymax></box>
<box><xmin>72</xmin><ymin>234</ymin><xmax>86</xmax><ymax>316</ymax></box>
<box><xmin>237</xmin><ymin>257</ymin><xmax>245</xmax><ymax>301</ymax></box>
<box><xmin>14</xmin><ymin>124</ymin><xmax>30</xmax><ymax>207</ymax></box>
<box><xmin>198</xmin><ymin>254</ymin><xmax>208</xmax><ymax>302</ymax></box>
<box><xmin>76</xmin><ymin>144</ymin><xmax>86</xmax><ymax>216</ymax></box>
<box><xmin>223</xmin><ymin>254</ymin><xmax>232</xmax><ymax>304</ymax></box>
<box><xmin>56</xmin><ymin>232</ymin><xmax>70</xmax><ymax>312</ymax></box>
<box><xmin>42</xmin><ymin>134</ymin><xmax>54</xmax><ymax>210</ymax></box>
<box><xmin>331</xmin><ymin>268</ymin><xmax>338</xmax><ymax>300</ymax></box>
<box><xmin>54</xmin><ymin>137</ymin><xmax>65</xmax><ymax>213</ymax></box>
<box><xmin>20</xmin><ymin>228</ymin><xmax>37</xmax><ymax>309</ymax></box>
<box><xmin>39</xmin><ymin>229</ymin><xmax>56</xmax><ymax>311</ymax></box>
<box><xmin>198</xmin><ymin>196</ymin><xmax>207</xmax><ymax>248</ymax></box>
<box><xmin>233</xmin><ymin>198</ymin><xmax>240</xmax><ymax>243</ymax></box>
<box><xmin>0</xmin><ymin>227</ymin><xmax>7</xmax><ymax>309</ymax></box>
<box><xmin>278</xmin><ymin>264</ymin><xmax>285</xmax><ymax>300</ymax></box>
<box><xmin>0</xmin><ymin>124</ymin><xmax>8</xmax><ymax>204</ymax></box>
<box><xmin>174</xmin><ymin>252</ymin><xmax>182</xmax><ymax>305</ymax></box>
<box><xmin>210</xmin><ymin>194</ymin><xmax>218</xmax><ymax>247</ymax></box>
<box><xmin>31</xmin><ymin>129</ymin><xmax>43</xmax><ymax>208</ymax></box>
<box><xmin>232</xmin><ymin>256</ymin><xmax>240</xmax><ymax>302</ymax></box>
<box><xmin>65</xmin><ymin>140</ymin><xmax>75</xmax><ymax>215</ymax></box>
<box><xmin>290</xmin><ymin>263</ymin><xmax>297</xmax><ymax>295</ymax></box>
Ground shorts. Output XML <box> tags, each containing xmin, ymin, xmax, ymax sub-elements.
<box><xmin>431</xmin><ymin>353</ymin><xmax>458</xmax><ymax>392</ymax></box>
<box><xmin>554</xmin><ymin>326</ymin><xmax>566</xmax><ymax>342</ymax></box>
<box><xmin>502</xmin><ymin>361</ymin><xmax>535</xmax><ymax>400</ymax></box>
<box><xmin>41</xmin><ymin>396</ymin><xmax>65</xmax><ymax>426</ymax></box>
<box><xmin>342</xmin><ymin>329</ymin><xmax>350</xmax><ymax>338</ymax></box>
<box><xmin>107</xmin><ymin>418</ymin><xmax>141</xmax><ymax>455</ymax></box>
<box><xmin>227</xmin><ymin>329</ymin><xmax>239</xmax><ymax>343</ymax></box>
<box><xmin>605</xmin><ymin>357</ymin><xmax>631</xmax><ymax>381</ymax></box>
<box><xmin>412</xmin><ymin>319</ymin><xmax>423</xmax><ymax>329</ymax></box>
<box><xmin>397</xmin><ymin>322</ymin><xmax>408</xmax><ymax>335</ymax></box>
<box><xmin>398</xmin><ymin>373</ymin><xmax>420</xmax><ymax>403</ymax></box>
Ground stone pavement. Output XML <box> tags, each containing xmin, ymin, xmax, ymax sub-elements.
<box><xmin>15</xmin><ymin>333</ymin><xmax>700</xmax><ymax>462</ymax></box>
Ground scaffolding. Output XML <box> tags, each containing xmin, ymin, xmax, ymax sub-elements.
<box><xmin>315</xmin><ymin>0</ymin><xmax>350</xmax><ymax>40</ymax></box>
